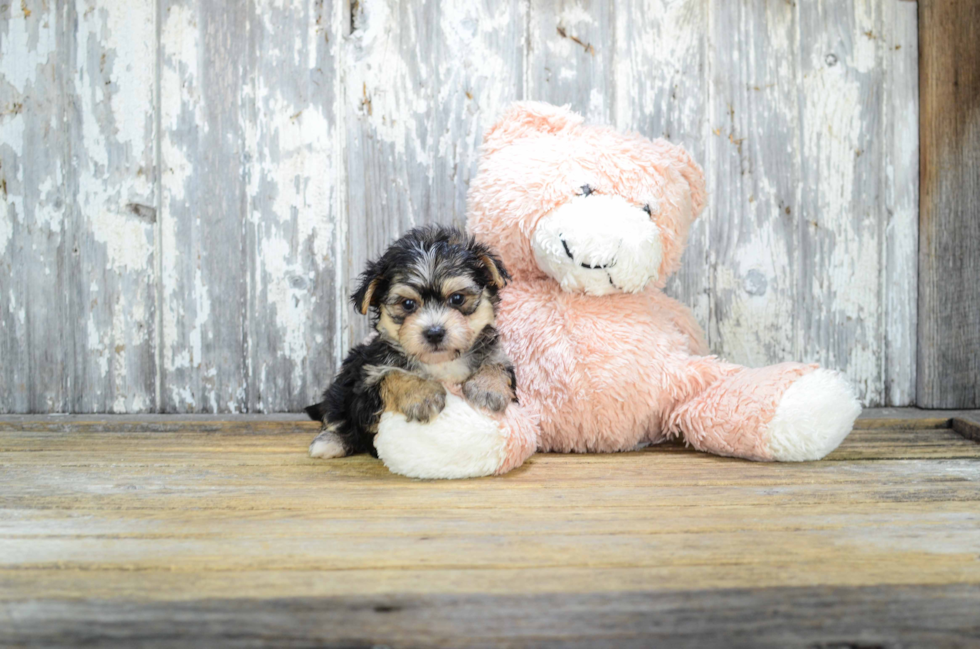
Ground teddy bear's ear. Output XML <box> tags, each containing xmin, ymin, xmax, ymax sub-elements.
<box><xmin>482</xmin><ymin>101</ymin><xmax>584</xmax><ymax>150</ymax></box>
<box><xmin>661</xmin><ymin>140</ymin><xmax>707</xmax><ymax>220</ymax></box>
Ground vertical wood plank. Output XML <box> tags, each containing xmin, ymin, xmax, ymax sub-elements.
<box><xmin>66</xmin><ymin>0</ymin><xmax>158</xmax><ymax>412</ymax></box>
<box><xmin>159</xmin><ymin>0</ymin><xmax>248</xmax><ymax>412</ymax></box>
<box><xmin>796</xmin><ymin>0</ymin><xmax>884</xmax><ymax>404</ymax></box>
<box><xmin>244</xmin><ymin>0</ymin><xmax>341</xmax><ymax>411</ymax></box>
<box><xmin>344</xmin><ymin>0</ymin><xmax>526</xmax><ymax>344</ymax></box>
<box><xmin>917</xmin><ymin>0</ymin><xmax>980</xmax><ymax>408</ymax></box>
<box><xmin>527</xmin><ymin>0</ymin><xmax>614</xmax><ymax>123</ymax></box>
<box><xmin>0</xmin><ymin>1</ymin><xmax>72</xmax><ymax>413</ymax></box>
<box><xmin>880</xmin><ymin>0</ymin><xmax>917</xmax><ymax>406</ymax></box>
<box><xmin>705</xmin><ymin>1</ymin><xmax>801</xmax><ymax>369</ymax></box>
<box><xmin>614</xmin><ymin>0</ymin><xmax>709</xmax><ymax>334</ymax></box>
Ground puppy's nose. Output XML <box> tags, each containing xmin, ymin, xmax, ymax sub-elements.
<box><xmin>423</xmin><ymin>325</ymin><xmax>446</xmax><ymax>345</ymax></box>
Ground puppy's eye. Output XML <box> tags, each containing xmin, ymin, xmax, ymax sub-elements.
<box><xmin>643</xmin><ymin>204</ymin><xmax>652</xmax><ymax>216</ymax></box>
<box><xmin>448</xmin><ymin>293</ymin><xmax>465</xmax><ymax>307</ymax></box>
<box><xmin>400</xmin><ymin>298</ymin><xmax>417</xmax><ymax>313</ymax></box>
<box><xmin>580</xmin><ymin>184</ymin><xmax>594</xmax><ymax>196</ymax></box>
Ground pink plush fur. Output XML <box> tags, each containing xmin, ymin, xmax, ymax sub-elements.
<box><xmin>465</xmin><ymin>102</ymin><xmax>860</xmax><ymax>471</ymax></box>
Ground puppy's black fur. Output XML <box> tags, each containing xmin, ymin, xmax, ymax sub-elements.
<box><xmin>305</xmin><ymin>226</ymin><xmax>514</xmax><ymax>457</ymax></box>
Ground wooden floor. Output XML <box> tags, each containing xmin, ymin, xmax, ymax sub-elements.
<box><xmin>2</xmin><ymin>410</ymin><xmax>980</xmax><ymax>648</ymax></box>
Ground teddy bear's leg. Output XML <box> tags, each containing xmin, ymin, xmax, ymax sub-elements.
<box><xmin>373</xmin><ymin>394</ymin><xmax>539</xmax><ymax>479</ymax></box>
<box><xmin>665</xmin><ymin>358</ymin><xmax>861</xmax><ymax>462</ymax></box>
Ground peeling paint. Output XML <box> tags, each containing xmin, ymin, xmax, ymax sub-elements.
<box><xmin>87</xmin><ymin>208</ymin><xmax>154</xmax><ymax>271</ymax></box>
<box><xmin>528</xmin><ymin>0</ymin><xmax>612</xmax><ymax>124</ymax></box>
<box><xmin>0</xmin><ymin>7</ymin><xmax>58</xmax><ymax>93</ymax></box>
<box><xmin>797</xmin><ymin>1</ymin><xmax>886</xmax><ymax>402</ymax></box>
<box><xmin>0</xmin><ymin>200</ymin><xmax>13</xmax><ymax>253</ymax></box>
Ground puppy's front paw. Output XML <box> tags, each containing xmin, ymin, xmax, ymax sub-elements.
<box><xmin>463</xmin><ymin>376</ymin><xmax>512</xmax><ymax>413</ymax></box>
<box><xmin>309</xmin><ymin>428</ymin><xmax>347</xmax><ymax>459</ymax></box>
<box><xmin>400</xmin><ymin>381</ymin><xmax>447</xmax><ymax>423</ymax></box>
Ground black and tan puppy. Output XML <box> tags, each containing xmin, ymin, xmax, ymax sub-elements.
<box><xmin>306</xmin><ymin>226</ymin><xmax>517</xmax><ymax>459</ymax></box>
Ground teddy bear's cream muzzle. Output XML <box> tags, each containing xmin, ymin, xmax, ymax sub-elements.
<box><xmin>530</xmin><ymin>193</ymin><xmax>664</xmax><ymax>295</ymax></box>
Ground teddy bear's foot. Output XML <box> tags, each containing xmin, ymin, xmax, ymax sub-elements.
<box><xmin>669</xmin><ymin>361</ymin><xmax>860</xmax><ymax>462</ymax></box>
<box><xmin>374</xmin><ymin>393</ymin><xmax>511</xmax><ymax>479</ymax></box>
<box><xmin>766</xmin><ymin>368</ymin><xmax>861</xmax><ymax>461</ymax></box>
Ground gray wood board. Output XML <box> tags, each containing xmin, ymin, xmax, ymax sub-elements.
<box><xmin>67</xmin><ymin>0</ymin><xmax>159</xmax><ymax>413</ymax></box>
<box><xmin>157</xmin><ymin>0</ymin><xmax>342</xmax><ymax>413</ymax></box>
<box><xmin>3</xmin><ymin>585</ymin><xmax>979</xmax><ymax>648</ymax></box>
<box><xmin>1</xmin><ymin>2</ymin><xmax>74</xmax><ymax>413</ymax></box>
<box><xmin>158</xmin><ymin>0</ymin><xmax>250</xmax><ymax>412</ymax></box>
<box><xmin>243</xmin><ymin>0</ymin><xmax>342</xmax><ymax>412</ymax></box>
<box><xmin>0</xmin><ymin>0</ymin><xmax>922</xmax><ymax>412</ymax></box>
<box><xmin>917</xmin><ymin>0</ymin><xmax>980</xmax><ymax>409</ymax></box>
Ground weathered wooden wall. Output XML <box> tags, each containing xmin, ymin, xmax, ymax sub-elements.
<box><xmin>0</xmin><ymin>0</ymin><xmax>919</xmax><ymax>413</ymax></box>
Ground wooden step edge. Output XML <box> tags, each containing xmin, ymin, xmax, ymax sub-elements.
<box><xmin>1</xmin><ymin>409</ymin><xmax>978</xmax><ymax>437</ymax></box>
<box><xmin>0</xmin><ymin>415</ymin><xmax>321</xmax><ymax>434</ymax></box>
<box><xmin>952</xmin><ymin>415</ymin><xmax>980</xmax><ymax>443</ymax></box>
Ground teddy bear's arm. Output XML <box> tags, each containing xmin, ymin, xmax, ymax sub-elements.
<box><xmin>643</xmin><ymin>291</ymin><xmax>708</xmax><ymax>356</ymax></box>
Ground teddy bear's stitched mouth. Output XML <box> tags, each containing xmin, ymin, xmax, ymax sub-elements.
<box><xmin>559</xmin><ymin>236</ymin><xmax>615</xmax><ymax>270</ymax></box>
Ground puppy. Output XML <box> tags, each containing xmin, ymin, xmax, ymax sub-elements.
<box><xmin>305</xmin><ymin>226</ymin><xmax>517</xmax><ymax>459</ymax></box>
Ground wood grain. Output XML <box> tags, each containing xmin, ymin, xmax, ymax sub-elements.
<box><xmin>917</xmin><ymin>0</ymin><xmax>980</xmax><ymax>409</ymax></box>
<box><xmin>1</xmin><ymin>414</ymin><xmax>979</xmax><ymax>645</ymax></box>
<box><xmin>3</xmin><ymin>585</ymin><xmax>979</xmax><ymax>648</ymax></box>
<box><xmin>0</xmin><ymin>2</ymin><xmax>73</xmax><ymax>413</ymax></box>
<box><xmin>527</xmin><ymin>0</ymin><xmax>614</xmax><ymax>124</ymax></box>
<box><xmin>881</xmin><ymin>0</ymin><xmax>918</xmax><ymax>406</ymax></box>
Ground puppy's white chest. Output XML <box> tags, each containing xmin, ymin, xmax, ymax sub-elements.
<box><xmin>420</xmin><ymin>358</ymin><xmax>473</xmax><ymax>384</ymax></box>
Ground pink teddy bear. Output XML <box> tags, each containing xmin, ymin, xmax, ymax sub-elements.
<box><xmin>373</xmin><ymin>102</ymin><xmax>861</xmax><ymax>479</ymax></box>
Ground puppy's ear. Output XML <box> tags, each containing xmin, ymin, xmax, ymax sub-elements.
<box><xmin>473</xmin><ymin>245</ymin><xmax>509</xmax><ymax>289</ymax></box>
<box><xmin>352</xmin><ymin>265</ymin><xmax>384</xmax><ymax>316</ymax></box>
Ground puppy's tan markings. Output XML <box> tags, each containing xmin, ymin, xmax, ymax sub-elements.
<box><xmin>441</xmin><ymin>276</ymin><xmax>479</xmax><ymax>297</ymax></box>
<box><xmin>357</xmin><ymin>277</ymin><xmax>381</xmax><ymax>315</ymax></box>
<box><xmin>380</xmin><ymin>371</ymin><xmax>447</xmax><ymax>423</ymax></box>
<box><xmin>387</xmin><ymin>284</ymin><xmax>422</xmax><ymax>306</ymax></box>
<box><xmin>466</xmin><ymin>290</ymin><xmax>496</xmax><ymax>335</ymax></box>
<box><xmin>377</xmin><ymin>307</ymin><xmax>402</xmax><ymax>342</ymax></box>
<box><xmin>463</xmin><ymin>364</ymin><xmax>515</xmax><ymax>413</ymax></box>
